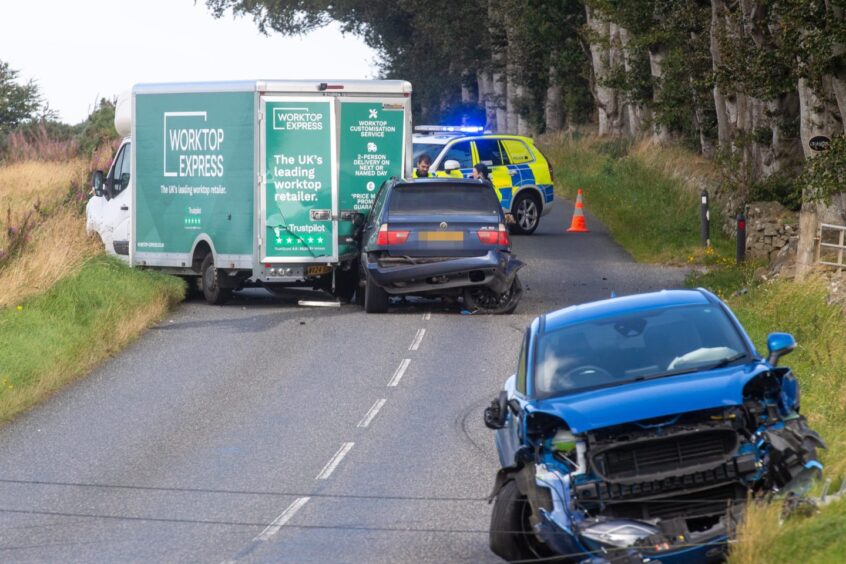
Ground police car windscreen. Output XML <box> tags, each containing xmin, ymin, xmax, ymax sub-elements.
<box><xmin>390</xmin><ymin>184</ymin><xmax>500</xmax><ymax>216</ymax></box>
<box><xmin>412</xmin><ymin>143</ymin><xmax>442</xmax><ymax>164</ymax></box>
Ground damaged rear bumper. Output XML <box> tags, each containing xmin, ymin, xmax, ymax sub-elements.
<box><xmin>365</xmin><ymin>250</ymin><xmax>523</xmax><ymax>295</ymax></box>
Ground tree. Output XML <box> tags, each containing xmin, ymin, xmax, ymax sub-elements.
<box><xmin>0</xmin><ymin>60</ymin><xmax>44</xmax><ymax>135</ymax></box>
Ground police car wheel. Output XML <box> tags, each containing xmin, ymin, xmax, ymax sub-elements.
<box><xmin>510</xmin><ymin>193</ymin><xmax>540</xmax><ymax>235</ymax></box>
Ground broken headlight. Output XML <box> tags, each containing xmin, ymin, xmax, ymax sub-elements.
<box><xmin>580</xmin><ymin>519</ymin><xmax>661</xmax><ymax>548</ymax></box>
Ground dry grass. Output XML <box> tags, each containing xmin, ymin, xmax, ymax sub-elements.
<box><xmin>629</xmin><ymin>139</ymin><xmax>719</xmax><ymax>194</ymax></box>
<box><xmin>730</xmin><ymin>500</ymin><xmax>784</xmax><ymax>564</ymax></box>
<box><xmin>0</xmin><ymin>159</ymin><xmax>87</xmax><ymax>214</ymax></box>
<box><xmin>0</xmin><ymin>209</ymin><xmax>101</xmax><ymax>308</ymax></box>
<box><xmin>0</xmin><ymin>159</ymin><xmax>88</xmax><ymax>251</ymax></box>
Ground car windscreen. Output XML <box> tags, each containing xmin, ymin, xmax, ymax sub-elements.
<box><xmin>413</xmin><ymin>143</ymin><xmax>444</xmax><ymax>165</ymax></box>
<box><xmin>533</xmin><ymin>304</ymin><xmax>749</xmax><ymax>399</ymax></box>
<box><xmin>388</xmin><ymin>184</ymin><xmax>501</xmax><ymax>216</ymax></box>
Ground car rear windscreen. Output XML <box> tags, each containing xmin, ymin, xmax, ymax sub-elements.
<box><xmin>389</xmin><ymin>184</ymin><xmax>501</xmax><ymax>215</ymax></box>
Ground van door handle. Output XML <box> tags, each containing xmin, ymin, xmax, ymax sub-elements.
<box><xmin>508</xmin><ymin>170</ymin><xmax>518</xmax><ymax>176</ymax></box>
<box><xmin>120</xmin><ymin>205</ymin><xmax>129</xmax><ymax>211</ymax></box>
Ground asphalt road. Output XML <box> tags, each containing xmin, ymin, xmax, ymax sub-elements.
<box><xmin>0</xmin><ymin>200</ymin><xmax>687</xmax><ymax>563</ymax></box>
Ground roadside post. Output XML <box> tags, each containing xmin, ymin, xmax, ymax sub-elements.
<box><xmin>700</xmin><ymin>189</ymin><xmax>710</xmax><ymax>247</ymax></box>
<box><xmin>736</xmin><ymin>212</ymin><xmax>746</xmax><ymax>264</ymax></box>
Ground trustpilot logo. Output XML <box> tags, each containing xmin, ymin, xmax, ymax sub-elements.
<box><xmin>163</xmin><ymin>112</ymin><xmax>226</xmax><ymax>178</ymax></box>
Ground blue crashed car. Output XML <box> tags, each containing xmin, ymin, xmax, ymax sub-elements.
<box><xmin>485</xmin><ymin>289</ymin><xmax>824</xmax><ymax>563</ymax></box>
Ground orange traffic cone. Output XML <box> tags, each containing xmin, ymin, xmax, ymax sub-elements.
<box><xmin>567</xmin><ymin>188</ymin><xmax>589</xmax><ymax>232</ymax></box>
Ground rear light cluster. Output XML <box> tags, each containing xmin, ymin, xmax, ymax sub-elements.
<box><xmin>477</xmin><ymin>224</ymin><xmax>509</xmax><ymax>246</ymax></box>
<box><xmin>376</xmin><ymin>224</ymin><xmax>410</xmax><ymax>246</ymax></box>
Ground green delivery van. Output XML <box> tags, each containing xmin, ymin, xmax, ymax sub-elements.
<box><xmin>86</xmin><ymin>80</ymin><xmax>412</xmax><ymax>304</ymax></box>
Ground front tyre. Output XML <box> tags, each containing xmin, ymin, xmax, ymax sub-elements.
<box><xmin>490</xmin><ymin>480</ymin><xmax>550</xmax><ymax>562</ymax></box>
<box><xmin>200</xmin><ymin>254</ymin><xmax>232</xmax><ymax>305</ymax></box>
<box><xmin>364</xmin><ymin>273</ymin><xmax>389</xmax><ymax>313</ymax></box>
<box><xmin>463</xmin><ymin>275</ymin><xmax>522</xmax><ymax>315</ymax></box>
<box><xmin>510</xmin><ymin>192</ymin><xmax>541</xmax><ymax>235</ymax></box>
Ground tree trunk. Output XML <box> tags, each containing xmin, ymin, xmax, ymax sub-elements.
<box><xmin>460</xmin><ymin>69</ymin><xmax>476</xmax><ymax>105</ymax></box>
<box><xmin>585</xmin><ymin>6</ymin><xmax>625</xmax><ymax>136</ymax></box>
<box><xmin>619</xmin><ymin>26</ymin><xmax>648</xmax><ymax>137</ymax></box>
<box><xmin>506</xmin><ymin>59</ymin><xmax>518</xmax><ymax>133</ymax></box>
<box><xmin>477</xmin><ymin>70</ymin><xmax>497</xmax><ymax>132</ymax></box>
<box><xmin>488</xmin><ymin>0</ymin><xmax>507</xmax><ymax>133</ymax></box>
<box><xmin>648</xmin><ymin>46</ymin><xmax>671</xmax><ymax>143</ymax></box>
<box><xmin>795</xmin><ymin>77</ymin><xmax>844</xmax><ymax>278</ymax></box>
<box><xmin>545</xmin><ymin>62</ymin><xmax>564</xmax><ymax>133</ymax></box>
<box><xmin>710</xmin><ymin>0</ymin><xmax>731</xmax><ymax>147</ymax></box>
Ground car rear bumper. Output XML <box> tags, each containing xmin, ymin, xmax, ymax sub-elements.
<box><xmin>365</xmin><ymin>250</ymin><xmax>523</xmax><ymax>295</ymax></box>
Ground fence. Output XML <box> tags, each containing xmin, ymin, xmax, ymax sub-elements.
<box><xmin>816</xmin><ymin>223</ymin><xmax>846</xmax><ymax>273</ymax></box>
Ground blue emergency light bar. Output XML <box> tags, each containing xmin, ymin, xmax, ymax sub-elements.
<box><xmin>414</xmin><ymin>125</ymin><xmax>487</xmax><ymax>134</ymax></box>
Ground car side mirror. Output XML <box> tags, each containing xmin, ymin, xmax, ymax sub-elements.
<box><xmin>767</xmin><ymin>332</ymin><xmax>796</xmax><ymax>366</ymax></box>
<box><xmin>484</xmin><ymin>391</ymin><xmax>509</xmax><ymax>429</ymax></box>
<box><xmin>444</xmin><ymin>159</ymin><xmax>461</xmax><ymax>172</ymax></box>
<box><xmin>91</xmin><ymin>170</ymin><xmax>105</xmax><ymax>197</ymax></box>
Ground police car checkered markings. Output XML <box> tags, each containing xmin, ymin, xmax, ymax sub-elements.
<box><xmin>411</xmin><ymin>127</ymin><xmax>554</xmax><ymax>234</ymax></box>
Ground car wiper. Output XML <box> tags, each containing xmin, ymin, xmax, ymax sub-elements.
<box><xmin>703</xmin><ymin>352</ymin><xmax>748</xmax><ymax>371</ymax></box>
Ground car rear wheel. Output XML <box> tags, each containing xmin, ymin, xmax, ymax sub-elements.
<box><xmin>511</xmin><ymin>192</ymin><xmax>540</xmax><ymax>235</ymax></box>
<box><xmin>463</xmin><ymin>275</ymin><xmax>522</xmax><ymax>314</ymax></box>
<box><xmin>490</xmin><ymin>480</ymin><xmax>550</xmax><ymax>562</ymax></box>
<box><xmin>200</xmin><ymin>254</ymin><xmax>232</xmax><ymax>305</ymax></box>
<box><xmin>364</xmin><ymin>273</ymin><xmax>389</xmax><ymax>313</ymax></box>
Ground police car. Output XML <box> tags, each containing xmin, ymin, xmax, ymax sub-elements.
<box><xmin>412</xmin><ymin>126</ymin><xmax>555</xmax><ymax>234</ymax></box>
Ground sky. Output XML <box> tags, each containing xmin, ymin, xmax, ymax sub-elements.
<box><xmin>0</xmin><ymin>0</ymin><xmax>377</xmax><ymax>124</ymax></box>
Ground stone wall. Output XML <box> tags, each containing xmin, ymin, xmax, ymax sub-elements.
<box><xmin>743</xmin><ymin>201</ymin><xmax>798</xmax><ymax>261</ymax></box>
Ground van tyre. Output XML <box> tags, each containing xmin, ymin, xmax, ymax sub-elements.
<box><xmin>511</xmin><ymin>192</ymin><xmax>540</xmax><ymax>235</ymax></box>
<box><xmin>200</xmin><ymin>254</ymin><xmax>233</xmax><ymax>305</ymax></box>
<box><xmin>333</xmin><ymin>263</ymin><xmax>359</xmax><ymax>303</ymax></box>
<box><xmin>364</xmin><ymin>273</ymin><xmax>389</xmax><ymax>313</ymax></box>
<box><xmin>489</xmin><ymin>480</ymin><xmax>549</xmax><ymax>562</ymax></box>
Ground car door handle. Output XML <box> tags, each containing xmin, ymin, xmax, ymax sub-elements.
<box><xmin>508</xmin><ymin>169</ymin><xmax>519</xmax><ymax>176</ymax></box>
<box><xmin>120</xmin><ymin>205</ymin><xmax>129</xmax><ymax>211</ymax></box>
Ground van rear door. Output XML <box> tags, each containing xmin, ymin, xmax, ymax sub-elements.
<box><xmin>260</xmin><ymin>96</ymin><xmax>338</xmax><ymax>263</ymax></box>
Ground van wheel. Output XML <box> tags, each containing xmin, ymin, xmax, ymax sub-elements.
<box><xmin>200</xmin><ymin>254</ymin><xmax>232</xmax><ymax>305</ymax></box>
<box><xmin>364</xmin><ymin>273</ymin><xmax>389</xmax><ymax>313</ymax></box>
<box><xmin>333</xmin><ymin>263</ymin><xmax>360</xmax><ymax>303</ymax></box>
<box><xmin>511</xmin><ymin>192</ymin><xmax>540</xmax><ymax>235</ymax></box>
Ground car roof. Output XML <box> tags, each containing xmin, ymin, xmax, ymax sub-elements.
<box><xmin>541</xmin><ymin>289</ymin><xmax>715</xmax><ymax>334</ymax></box>
<box><xmin>412</xmin><ymin>133</ymin><xmax>533</xmax><ymax>145</ymax></box>
<box><xmin>393</xmin><ymin>178</ymin><xmax>491</xmax><ymax>187</ymax></box>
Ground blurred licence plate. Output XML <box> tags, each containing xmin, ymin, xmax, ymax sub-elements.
<box><xmin>419</xmin><ymin>231</ymin><xmax>463</xmax><ymax>242</ymax></box>
<box><xmin>306</xmin><ymin>265</ymin><xmax>332</xmax><ymax>276</ymax></box>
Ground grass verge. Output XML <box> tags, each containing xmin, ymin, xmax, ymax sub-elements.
<box><xmin>727</xmin><ymin>276</ymin><xmax>846</xmax><ymax>563</ymax></box>
<box><xmin>539</xmin><ymin>133</ymin><xmax>735</xmax><ymax>265</ymax></box>
<box><xmin>0</xmin><ymin>256</ymin><xmax>184</xmax><ymax>422</ymax></box>
<box><xmin>538</xmin><ymin>133</ymin><xmax>846</xmax><ymax>562</ymax></box>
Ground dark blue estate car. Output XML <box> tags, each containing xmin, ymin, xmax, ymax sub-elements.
<box><xmin>485</xmin><ymin>289</ymin><xmax>824</xmax><ymax>563</ymax></box>
<box><xmin>359</xmin><ymin>178</ymin><xmax>523</xmax><ymax>314</ymax></box>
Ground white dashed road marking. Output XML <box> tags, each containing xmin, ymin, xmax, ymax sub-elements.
<box><xmin>408</xmin><ymin>328</ymin><xmax>426</xmax><ymax>351</ymax></box>
<box><xmin>254</xmin><ymin>497</ymin><xmax>310</xmax><ymax>542</ymax></box>
<box><xmin>315</xmin><ymin>442</ymin><xmax>355</xmax><ymax>480</ymax></box>
<box><xmin>422</xmin><ymin>311</ymin><xmax>432</xmax><ymax>321</ymax></box>
<box><xmin>357</xmin><ymin>398</ymin><xmax>388</xmax><ymax>428</ymax></box>
<box><xmin>387</xmin><ymin>359</ymin><xmax>411</xmax><ymax>387</ymax></box>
